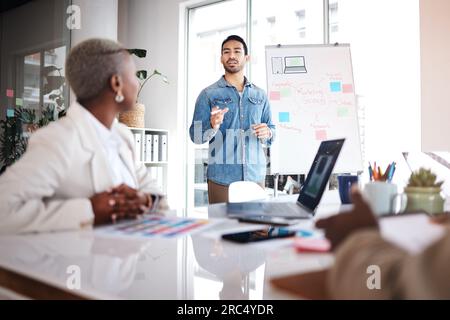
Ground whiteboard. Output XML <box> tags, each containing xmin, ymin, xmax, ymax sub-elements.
<box><xmin>266</xmin><ymin>44</ymin><xmax>363</xmax><ymax>174</ymax></box>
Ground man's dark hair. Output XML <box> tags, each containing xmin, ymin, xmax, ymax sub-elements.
<box><xmin>221</xmin><ymin>35</ymin><xmax>248</xmax><ymax>55</ymax></box>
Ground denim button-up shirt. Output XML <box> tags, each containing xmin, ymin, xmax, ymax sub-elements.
<box><xmin>189</xmin><ymin>76</ymin><xmax>276</xmax><ymax>186</ymax></box>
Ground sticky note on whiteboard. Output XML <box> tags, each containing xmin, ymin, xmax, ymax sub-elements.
<box><xmin>338</xmin><ymin>107</ymin><xmax>349</xmax><ymax>117</ymax></box>
<box><xmin>270</xmin><ymin>91</ymin><xmax>281</xmax><ymax>101</ymax></box>
<box><xmin>343</xmin><ymin>84</ymin><xmax>353</xmax><ymax>93</ymax></box>
<box><xmin>315</xmin><ymin>130</ymin><xmax>327</xmax><ymax>141</ymax></box>
<box><xmin>280</xmin><ymin>87</ymin><xmax>292</xmax><ymax>98</ymax></box>
<box><xmin>330</xmin><ymin>82</ymin><xmax>341</xmax><ymax>92</ymax></box>
<box><xmin>278</xmin><ymin>112</ymin><xmax>290</xmax><ymax>123</ymax></box>
<box><xmin>6</xmin><ymin>109</ymin><xmax>15</xmax><ymax>117</ymax></box>
<box><xmin>16</xmin><ymin>98</ymin><xmax>23</xmax><ymax>106</ymax></box>
<box><xmin>6</xmin><ymin>89</ymin><xmax>14</xmax><ymax>97</ymax></box>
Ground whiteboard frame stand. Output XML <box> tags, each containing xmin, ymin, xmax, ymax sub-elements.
<box><xmin>273</xmin><ymin>173</ymin><xmax>279</xmax><ymax>198</ymax></box>
<box><xmin>265</xmin><ymin>43</ymin><xmax>364</xmax><ymax>179</ymax></box>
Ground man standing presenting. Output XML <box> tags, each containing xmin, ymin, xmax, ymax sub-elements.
<box><xmin>189</xmin><ymin>35</ymin><xmax>275</xmax><ymax>203</ymax></box>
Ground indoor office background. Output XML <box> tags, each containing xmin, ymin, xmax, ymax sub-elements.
<box><xmin>185</xmin><ymin>0</ymin><xmax>420</xmax><ymax>212</ymax></box>
<box><xmin>0</xmin><ymin>0</ymin><xmax>448</xmax><ymax>217</ymax></box>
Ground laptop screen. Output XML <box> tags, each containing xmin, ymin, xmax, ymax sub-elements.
<box><xmin>285</xmin><ymin>56</ymin><xmax>305</xmax><ymax>67</ymax></box>
<box><xmin>297</xmin><ymin>139</ymin><xmax>345</xmax><ymax>211</ymax></box>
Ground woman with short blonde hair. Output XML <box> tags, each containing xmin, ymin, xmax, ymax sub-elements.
<box><xmin>0</xmin><ymin>38</ymin><xmax>166</xmax><ymax>234</ymax></box>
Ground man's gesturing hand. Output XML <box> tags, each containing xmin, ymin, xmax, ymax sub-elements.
<box><xmin>252</xmin><ymin>123</ymin><xmax>271</xmax><ymax>139</ymax></box>
<box><xmin>210</xmin><ymin>106</ymin><xmax>229</xmax><ymax>130</ymax></box>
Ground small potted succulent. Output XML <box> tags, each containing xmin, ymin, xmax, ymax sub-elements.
<box><xmin>404</xmin><ymin>168</ymin><xmax>445</xmax><ymax>214</ymax></box>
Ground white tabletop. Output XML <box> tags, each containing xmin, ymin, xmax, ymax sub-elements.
<box><xmin>0</xmin><ymin>191</ymin><xmax>348</xmax><ymax>300</ymax></box>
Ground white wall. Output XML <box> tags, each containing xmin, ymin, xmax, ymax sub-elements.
<box><xmin>118</xmin><ymin>0</ymin><xmax>185</xmax><ymax>209</ymax></box>
<box><xmin>335</xmin><ymin>0</ymin><xmax>421</xmax><ymax>162</ymax></box>
<box><xmin>71</xmin><ymin>0</ymin><xmax>119</xmax><ymax>46</ymax></box>
<box><xmin>69</xmin><ymin>0</ymin><xmax>119</xmax><ymax>104</ymax></box>
<box><xmin>420</xmin><ymin>0</ymin><xmax>450</xmax><ymax>151</ymax></box>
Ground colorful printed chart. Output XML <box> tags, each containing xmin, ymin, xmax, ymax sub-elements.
<box><xmin>98</xmin><ymin>216</ymin><xmax>213</xmax><ymax>238</ymax></box>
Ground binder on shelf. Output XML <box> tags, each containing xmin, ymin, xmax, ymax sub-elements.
<box><xmin>147</xmin><ymin>166</ymin><xmax>154</xmax><ymax>184</ymax></box>
<box><xmin>148</xmin><ymin>167</ymin><xmax>162</xmax><ymax>189</ymax></box>
<box><xmin>157</xmin><ymin>167</ymin><xmax>164</xmax><ymax>190</ymax></box>
<box><xmin>146</xmin><ymin>166</ymin><xmax>164</xmax><ymax>190</ymax></box>
<box><xmin>133</xmin><ymin>133</ymin><xmax>142</xmax><ymax>161</ymax></box>
<box><xmin>143</xmin><ymin>135</ymin><xmax>147</xmax><ymax>162</ymax></box>
<box><xmin>152</xmin><ymin>134</ymin><xmax>159</xmax><ymax>162</ymax></box>
<box><xmin>145</xmin><ymin>134</ymin><xmax>153</xmax><ymax>162</ymax></box>
<box><xmin>160</xmin><ymin>134</ymin><xmax>168</xmax><ymax>162</ymax></box>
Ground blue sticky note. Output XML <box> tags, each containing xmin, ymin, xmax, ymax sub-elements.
<box><xmin>330</xmin><ymin>82</ymin><xmax>342</xmax><ymax>92</ymax></box>
<box><xmin>279</xmin><ymin>112</ymin><xmax>290</xmax><ymax>123</ymax></box>
<box><xmin>297</xmin><ymin>230</ymin><xmax>314</xmax><ymax>238</ymax></box>
<box><xmin>6</xmin><ymin>109</ymin><xmax>14</xmax><ymax>117</ymax></box>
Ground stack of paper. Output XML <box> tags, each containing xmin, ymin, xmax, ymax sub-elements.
<box><xmin>380</xmin><ymin>213</ymin><xmax>446</xmax><ymax>254</ymax></box>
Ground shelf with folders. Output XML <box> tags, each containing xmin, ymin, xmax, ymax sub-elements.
<box><xmin>129</xmin><ymin>127</ymin><xmax>168</xmax><ymax>194</ymax></box>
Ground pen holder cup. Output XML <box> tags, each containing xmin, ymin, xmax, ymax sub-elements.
<box><xmin>363</xmin><ymin>182</ymin><xmax>406</xmax><ymax>216</ymax></box>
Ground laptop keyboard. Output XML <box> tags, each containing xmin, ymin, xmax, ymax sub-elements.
<box><xmin>264</xmin><ymin>203</ymin><xmax>310</xmax><ymax>217</ymax></box>
<box><xmin>227</xmin><ymin>202</ymin><xmax>312</xmax><ymax>219</ymax></box>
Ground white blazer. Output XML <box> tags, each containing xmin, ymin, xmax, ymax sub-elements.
<box><xmin>0</xmin><ymin>102</ymin><xmax>164</xmax><ymax>234</ymax></box>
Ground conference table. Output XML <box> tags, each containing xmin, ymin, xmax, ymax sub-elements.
<box><xmin>0</xmin><ymin>190</ymin><xmax>416</xmax><ymax>300</ymax></box>
<box><xmin>0</xmin><ymin>191</ymin><xmax>348</xmax><ymax>300</ymax></box>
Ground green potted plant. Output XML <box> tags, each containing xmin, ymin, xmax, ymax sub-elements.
<box><xmin>404</xmin><ymin>168</ymin><xmax>445</xmax><ymax>214</ymax></box>
<box><xmin>0</xmin><ymin>113</ymin><xmax>27</xmax><ymax>173</ymax></box>
<box><xmin>0</xmin><ymin>105</ymin><xmax>64</xmax><ymax>174</ymax></box>
<box><xmin>118</xmin><ymin>49</ymin><xmax>168</xmax><ymax>128</ymax></box>
<box><xmin>0</xmin><ymin>64</ymin><xmax>67</xmax><ymax>174</ymax></box>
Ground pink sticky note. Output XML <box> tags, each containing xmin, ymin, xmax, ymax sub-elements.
<box><xmin>315</xmin><ymin>130</ymin><xmax>327</xmax><ymax>141</ymax></box>
<box><xmin>269</xmin><ymin>91</ymin><xmax>281</xmax><ymax>101</ymax></box>
<box><xmin>343</xmin><ymin>84</ymin><xmax>353</xmax><ymax>93</ymax></box>
<box><xmin>294</xmin><ymin>237</ymin><xmax>331</xmax><ymax>253</ymax></box>
<box><xmin>6</xmin><ymin>89</ymin><xmax>14</xmax><ymax>98</ymax></box>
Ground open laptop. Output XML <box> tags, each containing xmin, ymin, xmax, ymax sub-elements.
<box><xmin>227</xmin><ymin>139</ymin><xmax>345</xmax><ymax>219</ymax></box>
<box><xmin>284</xmin><ymin>56</ymin><xmax>307</xmax><ymax>74</ymax></box>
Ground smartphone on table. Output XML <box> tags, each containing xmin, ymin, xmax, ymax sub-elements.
<box><xmin>222</xmin><ymin>227</ymin><xmax>296</xmax><ymax>243</ymax></box>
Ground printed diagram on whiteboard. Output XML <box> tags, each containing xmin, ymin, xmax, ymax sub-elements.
<box><xmin>271</xmin><ymin>56</ymin><xmax>308</xmax><ymax>74</ymax></box>
<box><xmin>284</xmin><ymin>56</ymin><xmax>307</xmax><ymax>74</ymax></box>
<box><xmin>271</xmin><ymin>57</ymin><xmax>283</xmax><ymax>74</ymax></box>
